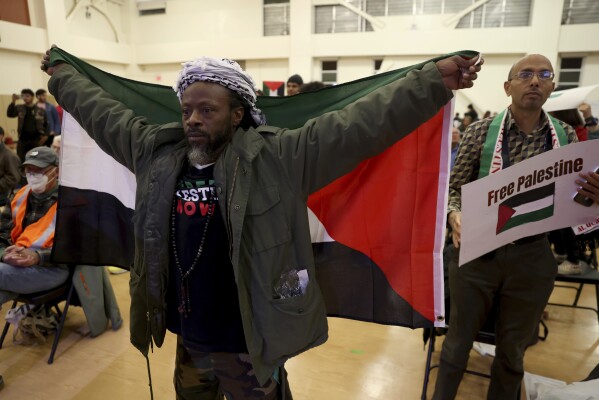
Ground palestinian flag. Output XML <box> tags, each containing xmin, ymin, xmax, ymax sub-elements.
<box><xmin>262</xmin><ymin>81</ymin><xmax>284</xmax><ymax>97</ymax></box>
<box><xmin>496</xmin><ymin>182</ymin><xmax>555</xmax><ymax>234</ymax></box>
<box><xmin>50</xmin><ymin>47</ymin><xmax>475</xmax><ymax>328</ymax></box>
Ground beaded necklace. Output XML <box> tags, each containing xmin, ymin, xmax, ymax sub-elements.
<box><xmin>170</xmin><ymin>190</ymin><xmax>215</xmax><ymax>317</ymax></box>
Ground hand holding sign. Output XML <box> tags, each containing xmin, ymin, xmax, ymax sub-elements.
<box><xmin>575</xmin><ymin>169</ymin><xmax>599</xmax><ymax>205</ymax></box>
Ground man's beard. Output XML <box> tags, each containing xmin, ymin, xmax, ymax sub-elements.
<box><xmin>187</xmin><ymin>144</ymin><xmax>212</xmax><ymax>165</ymax></box>
<box><xmin>187</xmin><ymin>127</ymin><xmax>233</xmax><ymax>165</ymax></box>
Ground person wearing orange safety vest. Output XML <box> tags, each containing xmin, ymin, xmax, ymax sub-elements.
<box><xmin>0</xmin><ymin>146</ymin><xmax>67</xmax><ymax>306</ymax></box>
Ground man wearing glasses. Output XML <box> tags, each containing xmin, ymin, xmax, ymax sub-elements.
<box><xmin>432</xmin><ymin>54</ymin><xmax>580</xmax><ymax>399</ymax></box>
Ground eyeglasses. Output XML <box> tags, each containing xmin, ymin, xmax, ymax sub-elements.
<box><xmin>509</xmin><ymin>70</ymin><xmax>555</xmax><ymax>81</ymax></box>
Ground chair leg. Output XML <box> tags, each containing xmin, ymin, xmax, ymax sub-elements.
<box><xmin>54</xmin><ymin>304</ymin><xmax>62</xmax><ymax>319</ymax></box>
<box><xmin>48</xmin><ymin>284</ymin><xmax>75</xmax><ymax>364</ymax></box>
<box><xmin>595</xmin><ymin>284</ymin><xmax>599</xmax><ymax>324</ymax></box>
<box><xmin>537</xmin><ymin>319</ymin><xmax>549</xmax><ymax>342</ymax></box>
<box><xmin>573</xmin><ymin>283</ymin><xmax>584</xmax><ymax>306</ymax></box>
<box><xmin>0</xmin><ymin>300</ymin><xmax>18</xmax><ymax>349</ymax></box>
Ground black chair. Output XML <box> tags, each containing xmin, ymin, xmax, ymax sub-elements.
<box><xmin>0</xmin><ymin>266</ymin><xmax>77</xmax><ymax>364</ymax></box>
<box><xmin>548</xmin><ymin>265</ymin><xmax>599</xmax><ymax>323</ymax></box>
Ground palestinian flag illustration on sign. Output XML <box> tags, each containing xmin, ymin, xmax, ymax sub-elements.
<box><xmin>496</xmin><ymin>182</ymin><xmax>555</xmax><ymax>234</ymax></box>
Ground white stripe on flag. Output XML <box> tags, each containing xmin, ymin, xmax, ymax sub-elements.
<box><xmin>511</xmin><ymin>195</ymin><xmax>553</xmax><ymax>217</ymax></box>
<box><xmin>308</xmin><ymin>208</ymin><xmax>334</xmax><ymax>243</ymax></box>
<box><xmin>61</xmin><ymin>112</ymin><xmax>137</xmax><ymax>210</ymax></box>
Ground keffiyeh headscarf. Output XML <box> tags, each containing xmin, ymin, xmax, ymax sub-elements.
<box><xmin>173</xmin><ymin>57</ymin><xmax>266</xmax><ymax>126</ymax></box>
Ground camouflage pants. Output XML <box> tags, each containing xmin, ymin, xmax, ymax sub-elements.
<box><xmin>174</xmin><ymin>336</ymin><xmax>292</xmax><ymax>400</ymax></box>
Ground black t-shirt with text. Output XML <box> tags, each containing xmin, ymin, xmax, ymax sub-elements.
<box><xmin>166</xmin><ymin>163</ymin><xmax>247</xmax><ymax>353</ymax></box>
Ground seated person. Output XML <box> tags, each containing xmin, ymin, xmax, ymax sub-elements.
<box><xmin>0</xmin><ymin>146</ymin><xmax>68</xmax><ymax>306</ymax></box>
<box><xmin>0</xmin><ymin>126</ymin><xmax>21</xmax><ymax>207</ymax></box>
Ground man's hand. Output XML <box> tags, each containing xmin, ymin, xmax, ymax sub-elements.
<box><xmin>578</xmin><ymin>103</ymin><xmax>593</xmax><ymax>119</ymax></box>
<box><xmin>11</xmin><ymin>93</ymin><xmax>19</xmax><ymax>102</ymax></box>
<box><xmin>576</xmin><ymin>171</ymin><xmax>599</xmax><ymax>205</ymax></box>
<box><xmin>448</xmin><ymin>211</ymin><xmax>462</xmax><ymax>248</ymax></box>
<box><xmin>2</xmin><ymin>245</ymin><xmax>40</xmax><ymax>267</ymax></box>
<box><xmin>41</xmin><ymin>45</ymin><xmax>64</xmax><ymax>76</ymax></box>
<box><xmin>436</xmin><ymin>54</ymin><xmax>483</xmax><ymax>90</ymax></box>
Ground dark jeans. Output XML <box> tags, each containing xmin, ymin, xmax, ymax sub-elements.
<box><xmin>432</xmin><ymin>238</ymin><xmax>556</xmax><ymax>400</ymax></box>
<box><xmin>17</xmin><ymin>139</ymin><xmax>41</xmax><ymax>162</ymax></box>
<box><xmin>174</xmin><ymin>336</ymin><xmax>293</xmax><ymax>400</ymax></box>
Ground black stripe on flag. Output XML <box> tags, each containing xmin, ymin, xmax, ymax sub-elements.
<box><xmin>313</xmin><ymin>242</ymin><xmax>430</xmax><ymax>327</ymax></box>
<box><xmin>502</xmin><ymin>182</ymin><xmax>555</xmax><ymax>208</ymax></box>
<box><xmin>52</xmin><ymin>186</ymin><xmax>134</xmax><ymax>268</ymax></box>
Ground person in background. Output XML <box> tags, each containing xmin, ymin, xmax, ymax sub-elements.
<box><xmin>433</xmin><ymin>54</ymin><xmax>578</xmax><ymax>400</ymax></box>
<box><xmin>0</xmin><ymin>147</ymin><xmax>67</xmax><ymax>306</ymax></box>
<box><xmin>55</xmin><ymin>104</ymin><xmax>64</xmax><ymax>124</ymax></box>
<box><xmin>548</xmin><ymin>102</ymin><xmax>599</xmax><ymax>273</ymax></box>
<box><xmin>36</xmin><ymin>89</ymin><xmax>61</xmax><ymax>146</ymax></box>
<box><xmin>553</xmin><ymin>102</ymin><xmax>599</xmax><ymax>141</ymax></box>
<box><xmin>580</xmin><ymin>102</ymin><xmax>599</xmax><ymax>139</ymax></box>
<box><xmin>44</xmin><ymin>47</ymin><xmax>482</xmax><ymax>399</ymax></box>
<box><xmin>0</xmin><ymin>127</ymin><xmax>21</xmax><ymax>207</ymax></box>
<box><xmin>6</xmin><ymin>89</ymin><xmax>49</xmax><ymax>162</ymax></box>
<box><xmin>298</xmin><ymin>81</ymin><xmax>325</xmax><ymax>93</ymax></box>
<box><xmin>453</xmin><ymin>112</ymin><xmax>462</xmax><ymax>128</ymax></box>
<box><xmin>50</xmin><ymin>135</ymin><xmax>61</xmax><ymax>156</ymax></box>
<box><xmin>450</xmin><ymin>127</ymin><xmax>460</xmax><ymax>170</ymax></box>
<box><xmin>464</xmin><ymin>103</ymin><xmax>478</xmax><ymax>121</ymax></box>
<box><xmin>3</xmin><ymin>137</ymin><xmax>17</xmax><ymax>154</ymax></box>
<box><xmin>286</xmin><ymin>74</ymin><xmax>303</xmax><ymax>96</ymax></box>
<box><xmin>458</xmin><ymin>114</ymin><xmax>473</xmax><ymax>135</ymax></box>
<box><xmin>582</xmin><ymin>102</ymin><xmax>599</xmax><ymax>140</ymax></box>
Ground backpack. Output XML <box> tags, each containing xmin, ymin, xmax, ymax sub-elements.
<box><xmin>5</xmin><ymin>304</ymin><xmax>59</xmax><ymax>344</ymax></box>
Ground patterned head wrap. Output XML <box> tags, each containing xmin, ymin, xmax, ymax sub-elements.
<box><xmin>173</xmin><ymin>57</ymin><xmax>266</xmax><ymax>126</ymax></box>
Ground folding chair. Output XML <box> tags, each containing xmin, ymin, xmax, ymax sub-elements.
<box><xmin>0</xmin><ymin>266</ymin><xmax>77</xmax><ymax>364</ymax></box>
<box><xmin>548</xmin><ymin>265</ymin><xmax>599</xmax><ymax>323</ymax></box>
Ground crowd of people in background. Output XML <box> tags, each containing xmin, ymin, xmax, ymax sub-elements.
<box><xmin>1</xmin><ymin>88</ymin><xmax>122</xmax><ymax>390</ymax></box>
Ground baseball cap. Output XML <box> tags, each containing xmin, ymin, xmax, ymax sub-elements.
<box><xmin>23</xmin><ymin>146</ymin><xmax>59</xmax><ymax>168</ymax></box>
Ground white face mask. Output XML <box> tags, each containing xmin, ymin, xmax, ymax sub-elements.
<box><xmin>26</xmin><ymin>172</ymin><xmax>49</xmax><ymax>193</ymax></box>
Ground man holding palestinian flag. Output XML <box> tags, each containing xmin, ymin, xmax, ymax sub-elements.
<box><xmin>42</xmin><ymin>46</ymin><xmax>481</xmax><ymax>399</ymax></box>
<box><xmin>433</xmin><ymin>54</ymin><xmax>599</xmax><ymax>399</ymax></box>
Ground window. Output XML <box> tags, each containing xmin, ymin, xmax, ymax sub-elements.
<box><xmin>456</xmin><ymin>0</ymin><xmax>531</xmax><ymax>29</ymax></box>
<box><xmin>264</xmin><ymin>0</ymin><xmax>290</xmax><ymax>36</ymax></box>
<box><xmin>315</xmin><ymin>0</ymin><xmax>531</xmax><ymax>33</ymax></box>
<box><xmin>562</xmin><ymin>0</ymin><xmax>599</xmax><ymax>25</ymax></box>
<box><xmin>315</xmin><ymin>0</ymin><xmax>373</xmax><ymax>34</ymax></box>
<box><xmin>322</xmin><ymin>61</ymin><xmax>338</xmax><ymax>86</ymax></box>
<box><xmin>555</xmin><ymin>57</ymin><xmax>583</xmax><ymax>91</ymax></box>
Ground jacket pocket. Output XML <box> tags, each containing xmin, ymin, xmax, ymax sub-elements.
<box><xmin>245</xmin><ymin>185</ymin><xmax>290</xmax><ymax>253</ymax></box>
<box><xmin>255</xmin><ymin>282</ymin><xmax>327</xmax><ymax>364</ymax></box>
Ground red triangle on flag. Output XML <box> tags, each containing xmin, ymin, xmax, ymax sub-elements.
<box><xmin>263</xmin><ymin>81</ymin><xmax>284</xmax><ymax>91</ymax></box>
<box><xmin>307</xmin><ymin>109</ymin><xmax>446</xmax><ymax>320</ymax></box>
<box><xmin>496</xmin><ymin>204</ymin><xmax>516</xmax><ymax>234</ymax></box>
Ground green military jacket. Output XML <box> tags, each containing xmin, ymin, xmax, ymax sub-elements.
<box><xmin>49</xmin><ymin>62</ymin><xmax>452</xmax><ymax>384</ymax></box>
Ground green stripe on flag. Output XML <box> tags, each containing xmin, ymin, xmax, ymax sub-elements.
<box><xmin>49</xmin><ymin>48</ymin><xmax>479</xmax><ymax>129</ymax></box>
<box><xmin>498</xmin><ymin>204</ymin><xmax>554</xmax><ymax>233</ymax></box>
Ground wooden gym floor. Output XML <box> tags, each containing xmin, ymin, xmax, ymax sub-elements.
<box><xmin>0</xmin><ymin>270</ymin><xmax>597</xmax><ymax>399</ymax></box>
